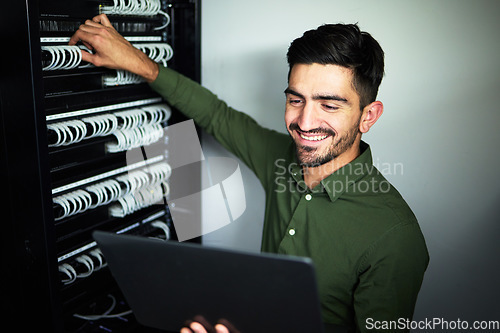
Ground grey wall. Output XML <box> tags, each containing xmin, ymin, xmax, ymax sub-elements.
<box><xmin>199</xmin><ymin>0</ymin><xmax>500</xmax><ymax>326</ymax></box>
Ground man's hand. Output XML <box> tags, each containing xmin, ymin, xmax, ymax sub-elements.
<box><xmin>69</xmin><ymin>14</ymin><xmax>159</xmax><ymax>82</ymax></box>
<box><xmin>180</xmin><ymin>316</ymin><xmax>239</xmax><ymax>333</ymax></box>
<box><xmin>180</xmin><ymin>322</ymin><xmax>229</xmax><ymax>333</ymax></box>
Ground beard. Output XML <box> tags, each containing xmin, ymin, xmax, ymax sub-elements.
<box><xmin>290</xmin><ymin>119</ymin><xmax>361</xmax><ymax>168</ymax></box>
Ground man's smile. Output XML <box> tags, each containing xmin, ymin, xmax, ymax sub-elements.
<box><xmin>298</xmin><ymin>131</ymin><xmax>330</xmax><ymax>142</ymax></box>
<box><xmin>289</xmin><ymin>123</ymin><xmax>335</xmax><ymax>145</ymax></box>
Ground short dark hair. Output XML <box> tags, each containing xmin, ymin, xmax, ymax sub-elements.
<box><xmin>287</xmin><ymin>24</ymin><xmax>385</xmax><ymax>110</ymax></box>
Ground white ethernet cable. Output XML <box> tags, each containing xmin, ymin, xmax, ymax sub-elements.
<box><xmin>58</xmin><ymin>248</ymin><xmax>107</xmax><ymax>285</ymax></box>
<box><xmin>42</xmin><ymin>45</ymin><xmax>86</xmax><ymax>71</ymax></box>
<box><xmin>103</xmin><ymin>43</ymin><xmax>173</xmax><ymax>86</ymax></box>
<box><xmin>47</xmin><ymin>103</ymin><xmax>170</xmax><ymax>147</ymax></box>
<box><xmin>75</xmin><ymin>254</ymin><xmax>95</xmax><ymax>278</ymax></box>
<box><xmin>101</xmin><ymin>0</ymin><xmax>161</xmax><ymax>16</ymax></box>
<box><xmin>73</xmin><ymin>294</ymin><xmax>133</xmax><ymax>321</ymax></box>
<box><xmin>106</xmin><ymin>123</ymin><xmax>164</xmax><ymax>153</ymax></box>
<box><xmin>109</xmin><ymin>181</ymin><xmax>167</xmax><ymax>217</ymax></box>
<box><xmin>81</xmin><ymin>113</ymin><xmax>119</xmax><ymax>139</ymax></box>
<box><xmin>100</xmin><ymin>0</ymin><xmax>170</xmax><ymax>30</ymax></box>
<box><xmin>134</xmin><ymin>43</ymin><xmax>173</xmax><ymax>66</ymax></box>
<box><xmin>47</xmin><ymin>119</ymin><xmax>87</xmax><ymax>147</ymax></box>
<box><xmin>151</xmin><ymin>220</ymin><xmax>171</xmax><ymax>240</ymax></box>
<box><xmin>103</xmin><ymin>70</ymin><xmax>144</xmax><ymax>86</ymax></box>
<box><xmin>89</xmin><ymin>248</ymin><xmax>107</xmax><ymax>270</ymax></box>
<box><xmin>53</xmin><ymin>161</ymin><xmax>171</xmax><ymax>220</ymax></box>
<box><xmin>59</xmin><ymin>263</ymin><xmax>77</xmax><ymax>285</ymax></box>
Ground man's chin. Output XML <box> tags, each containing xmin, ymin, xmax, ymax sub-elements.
<box><xmin>296</xmin><ymin>149</ymin><xmax>335</xmax><ymax>168</ymax></box>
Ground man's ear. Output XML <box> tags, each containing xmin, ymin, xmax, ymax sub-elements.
<box><xmin>359</xmin><ymin>101</ymin><xmax>383</xmax><ymax>133</ymax></box>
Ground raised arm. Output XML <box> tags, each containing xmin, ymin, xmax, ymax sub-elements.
<box><xmin>69</xmin><ymin>14</ymin><xmax>159</xmax><ymax>82</ymax></box>
<box><xmin>70</xmin><ymin>14</ymin><xmax>288</xmax><ymax>190</ymax></box>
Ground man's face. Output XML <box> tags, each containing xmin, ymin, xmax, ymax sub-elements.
<box><xmin>285</xmin><ymin>63</ymin><xmax>363</xmax><ymax>167</ymax></box>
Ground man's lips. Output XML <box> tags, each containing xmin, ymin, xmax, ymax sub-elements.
<box><xmin>294</xmin><ymin>127</ymin><xmax>334</xmax><ymax>144</ymax></box>
<box><xmin>297</xmin><ymin>131</ymin><xmax>330</xmax><ymax>142</ymax></box>
<box><xmin>289</xmin><ymin>123</ymin><xmax>334</xmax><ymax>144</ymax></box>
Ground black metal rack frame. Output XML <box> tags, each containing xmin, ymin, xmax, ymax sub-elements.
<box><xmin>0</xmin><ymin>0</ymin><xmax>201</xmax><ymax>331</ymax></box>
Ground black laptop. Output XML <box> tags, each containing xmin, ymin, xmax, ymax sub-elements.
<box><xmin>93</xmin><ymin>231</ymin><xmax>325</xmax><ymax>333</ymax></box>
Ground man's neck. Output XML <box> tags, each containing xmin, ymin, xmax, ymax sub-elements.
<box><xmin>303</xmin><ymin>143</ymin><xmax>361</xmax><ymax>189</ymax></box>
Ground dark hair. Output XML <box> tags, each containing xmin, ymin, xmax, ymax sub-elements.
<box><xmin>287</xmin><ymin>24</ymin><xmax>385</xmax><ymax>110</ymax></box>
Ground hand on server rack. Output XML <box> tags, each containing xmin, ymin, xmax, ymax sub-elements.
<box><xmin>69</xmin><ymin>14</ymin><xmax>159</xmax><ymax>82</ymax></box>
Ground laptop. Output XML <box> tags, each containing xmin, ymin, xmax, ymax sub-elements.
<box><xmin>93</xmin><ymin>231</ymin><xmax>325</xmax><ymax>333</ymax></box>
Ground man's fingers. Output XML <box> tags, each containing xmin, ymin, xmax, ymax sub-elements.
<box><xmin>217</xmin><ymin>319</ymin><xmax>240</xmax><ymax>333</ymax></box>
<box><xmin>68</xmin><ymin>30</ymin><xmax>81</xmax><ymax>45</ymax></box>
<box><xmin>80</xmin><ymin>49</ymin><xmax>95</xmax><ymax>64</ymax></box>
<box><xmin>193</xmin><ymin>315</ymin><xmax>216</xmax><ymax>333</ymax></box>
<box><xmin>68</xmin><ymin>28</ymin><xmax>105</xmax><ymax>66</ymax></box>
<box><xmin>214</xmin><ymin>324</ymin><xmax>230</xmax><ymax>333</ymax></box>
<box><xmin>84</xmin><ymin>19</ymin><xmax>105</xmax><ymax>28</ymax></box>
<box><xmin>67</xmin><ymin>14</ymin><xmax>139</xmax><ymax>71</ymax></box>
<box><xmin>92</xmin><ymin>14</ymin><xmax>113</xmax><ymax>28</ymax></box>
<box><xmin>81</xmin><ymin>41</ymin><xmax>93</xmax><ymax>51</ymax></box>
<box><xmin>77</xmin><ymin>23</ymin><xmax>107</xmax><ymax>36</ymax></box>
<box><xmin>68</xmin><ymin>25</ymin><xmax>100</xmax><ymax>46</ymax></box>
<box><xmin>181</xmin><ymin>318</ymin><xmax>238</xmax><ymax>333</ymax></box>
<box><xmin>190</xmin><ymin>322</ymin><xmax>208</xmax><ymax>333</ymax></box>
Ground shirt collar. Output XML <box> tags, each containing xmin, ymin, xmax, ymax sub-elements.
<box><xmin>288</xmin><ymin>141</ymin><xmax>374</xmax><ymax>202</ymax></box>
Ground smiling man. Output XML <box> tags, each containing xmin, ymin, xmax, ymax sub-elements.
<box><xmin>71</xmin><ymin>17</ymin><xmax>429</xmax><ymax>332</ymax></box>
<box><xmin>284</xmin><ymin>62</ymin><xmax>382</xmax><ymax>189</ymax></box>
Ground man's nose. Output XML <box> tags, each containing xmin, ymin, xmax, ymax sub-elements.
<box><xmin>296</xmin><ymin>102</ymin><xmax>319</xmax><ymax>132</ymax></box>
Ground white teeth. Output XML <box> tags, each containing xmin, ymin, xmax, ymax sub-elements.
<box><xmin>299</xmin><ymin>133</ymin><xmax>329</xmax><ymax>141</ymax></box>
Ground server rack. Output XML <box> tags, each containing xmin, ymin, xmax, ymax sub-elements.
<box><xmin>0</xmin><ymin>0</ymin><xmax>201</xmax><ymax>331</ymax></box>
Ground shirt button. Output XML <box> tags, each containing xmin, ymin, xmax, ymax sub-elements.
<box><xmin>289</xmin><ymin>229</ymin><xmax>296</xmax><ymax>236</ymax></box>
<box><xmin>305</xmin><ymin>194</ymin><xmax>312</xmax><ymax>201</ymax></box>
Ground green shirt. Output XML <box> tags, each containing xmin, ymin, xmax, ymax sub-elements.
<box><xmin>150</xmin><ymin>66</ymin><xmax>429</xmax><ymax>332</ymax></box>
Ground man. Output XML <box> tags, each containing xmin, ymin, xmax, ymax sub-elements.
<box><xmin>70</xmin><ymin>15</ymin><xmax>429</xmax><ymax>332</ymax></box>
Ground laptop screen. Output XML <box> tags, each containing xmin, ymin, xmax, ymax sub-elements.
<box><xmin>93</xmin><ymin>231</ymin><xmax>324</xmax><ymax>333</ymax></box>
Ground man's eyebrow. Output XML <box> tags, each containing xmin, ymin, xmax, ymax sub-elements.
<box><xmin>313</xmin><ymin>93</ymin><xmax>348</xmax><ymax>104</ymax></box>
<box><xmin>284</xmin><ymin>88</ymin><xmax>349</xmax><ymax>104</ymax></box>
<box><xmin>284</xmin><ymin>88</ymin><xmax>304</xmax><ymax>99</ymax></box>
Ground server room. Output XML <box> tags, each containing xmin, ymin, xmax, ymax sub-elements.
<box><xmin>1</xmin><ymin>1</ymin><xmax>499</xmax><ymax>332</ymax></box>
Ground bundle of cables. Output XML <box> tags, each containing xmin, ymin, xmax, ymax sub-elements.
<box><xmin>100</xmin><ymin>0</ymin><xmax>171</xmax><ymax>30</ymax></box>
